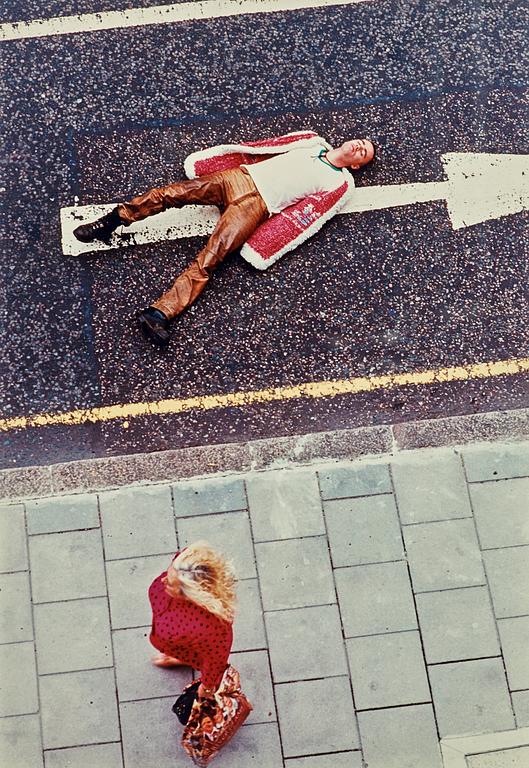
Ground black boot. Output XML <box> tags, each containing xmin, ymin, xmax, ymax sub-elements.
<box><xmin>138</xmin><ymin>307</ymin><xmax>170</xmax><ymax>348</ymax></box>
<box><xmin>73</xmin><ymin>207</ymin><xmax>123</xmax><ymax>243</ymax></box>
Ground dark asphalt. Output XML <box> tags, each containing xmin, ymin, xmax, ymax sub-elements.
<box><xmin>1</xmin><ymin>0</ymin><xmax>528</xmax><ymax>469</ymax></box>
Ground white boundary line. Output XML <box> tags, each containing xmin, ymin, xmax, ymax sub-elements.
<box><xmin>0</xmin><ymin>0</ymin><xmax>374</xmax><ymax>42</ymax></box>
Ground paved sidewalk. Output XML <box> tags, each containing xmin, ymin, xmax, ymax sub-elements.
<box><xmin>1</xmin><ymin>439</ymin><xmax>528</xmax><ymax>768</ymax></box>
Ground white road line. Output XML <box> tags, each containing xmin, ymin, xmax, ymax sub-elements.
<box><xmin>61</xmin><ymin>152</ymin><xmax>529</xmax><ymax>256</ymax></box>
<box><xmin>0</xmin><ymin>0</ymin><xmax>374</xmax><ymax>42</ymax></box>
<box><xmin>344</xmin><ymin>152</ymin><xmax>529</xmax><ymax>229</ymax></box>
<box><xmin>61</xmin><ymin>203</ymin><xmax>220</xmax><ymax>256</ymax></box>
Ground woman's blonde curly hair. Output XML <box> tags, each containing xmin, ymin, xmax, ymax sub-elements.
<box><xmin>167</xmin><ymin>541</ymin><xmax>237</xmax><ymax>623</ymax></box>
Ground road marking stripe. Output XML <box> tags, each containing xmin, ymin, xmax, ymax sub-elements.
<box><xmin>61</xmin><ymin>203</ymin><xmax>220</xmax><ymax>256</ymax></box>
<box><xmin>61</xmin><ymin>185</ymin><xmax>451</xmax><ymax>256</ymax></box>
<box><xmin>62</xmin><ymin>153</ymin><xmax>529</xmax><ymax>256</ymax></box>
<box><xmin>1</xmin><ymin>357</ymin><xmax>527</xmax><ymax>432</ymax></box>
<box><xmin>0</xmin><ymin>0</ymin><xmax>373</xmax><ymax>42</ymax></box>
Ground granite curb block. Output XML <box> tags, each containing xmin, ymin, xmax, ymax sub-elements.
<box><xmin>0</xmin><ymin>465</ymin><xmax>53</xmax><ymax>503</ymax></box>
<box><xmin>393</xmin><ymin>407</ymin><xmax>529</xmax><ymax>450</ymax></box>
<box><xmin>0</xmin><ymin>408</ymin><xmax>528</xmax><ymax>500</ymax></box>
<box><xmin>52</xmin><ymin>441</ymin><xmax>253</xmax><ymax>496</ymax></box>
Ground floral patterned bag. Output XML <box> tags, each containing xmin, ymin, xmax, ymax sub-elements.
<box><xmin>181</xmin><ymin>665</ymin><xmax>252</xmax><ymax>766</ymax></box>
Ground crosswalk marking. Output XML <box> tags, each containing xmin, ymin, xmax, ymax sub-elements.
<box><xmin>0</xmin><ymin>0</ymin><xmax>374</xmax><ymax>42</ymax></box>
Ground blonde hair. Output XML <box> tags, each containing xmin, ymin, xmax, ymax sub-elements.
<box><xmin>167</xmin><ymin>541</ymin><xmax>237</xmax><ymax>623</ymax></box>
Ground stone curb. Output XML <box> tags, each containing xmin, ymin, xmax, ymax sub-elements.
<box><xmin>1</xmin><ymin>407</ymin><xmax>528</xmax><ymax>501</ymax></box>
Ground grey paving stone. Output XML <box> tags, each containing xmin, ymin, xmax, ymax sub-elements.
<box><xmin>0</xmin><ymin>504</ymin><xmax>27</xmax><ymax>572</ymax></box>
<box><xmin>403</xmin><ymin>518</ymin><xmax>485</xmax><ymax>593</ymax></box>
<box><xmin>319</xmin><ymin>462</ymin><xmax>391</xmax><ymax>500</ymax></box>
<box><xmin>172</xmin><ymin>476</ymin><xmax>246</xmax><ymax>516</ymax></box>
<box><xmin>325</xmin><ymin>494</ymin><xmax>404</xmax><ymax>567</ymax></box>
<box><xmin>335</xmin><ymin>561</ymin><xmax>417</xmax><ymax>637</ymax></box>
<box><xmin>463</xmin><ymin>441</ymin><xmax>529</xmax><ymax>481</ymax></box>
<box><xmin>247</xmin><ymin>469</ymin><xmax>325</xmax><ymax>541</ymax></box>
<box><xmin>120</xmin><ymin>696</ymin><xmax>189</xmax><ymax>768</ymax></box>
<box><xmin>469</xmin><ymin>478</ymin><xmax>529</xmax><ymax>549</ymax></box>
<box><xmin>44</xmin><ymin>743</ymin><xmax>123</xmax><ymax>768</ymax></box>
<box><xmin>231</xmin><ymin>579</ymin><xmax>266</xmax><ymax>652</ymax></box>
<box><xmin>40</xmin><ymin>668</ymin><xmax>120</xmax><ymax>749</ymax></box>
<box><xmin>255</xmin><ymin>537</ymin><xmax>335</xmax><ymax>611</ymax></box>
<box><xmin>34</xmin><ymin>597</ymin><xmax>112</xmax><ymax>674</ymax></box>
<box><xmin>121</xmin><ymin>699</ymin><xmax>280</xmax><ymax>768</ymax></box>
<box><xmin>0</xmin><ymin>571</ymin><xmax>33</xmax><ymax>643</ymax></box>
<box><xmin>275</xmin><ymin>676</ymin><xmax>359</xmax><ymax>756</ymax></box>
<box><xmin>286</xmin><ymin>753</ymin><xmax>363</xmax><ymax>768</ymax></box>
<box><xmin>0</xmin><ymin>641</ymin><xmax>38</xmax><ymax>716</ymax></box>
<box><xmin>483</xmin><ymin>546</ymin><xmax>529</xmax><ymax>618</ymax></box>
<box><xmin>416</xmin><ymin>586</ymin><xmax>500</xmax><ymax>663</ymax></box>
<box><xmin>113</xmin><ymin>625</ymin><xmax>191</xmax><ymax>701</ymax></box>
<box><xmin>392</xmin><ymin>451</ymin><xmax>471</xmax><ymax>524</ymax></box>
<box><xmin>106</xmin><ymin>553</ymin><xmax>172</xmax><ymax>629</ymax></box>
<box><xmin>29</xmin><ymin>529</ymin><xmax>106</xmax><ymax>603</ymax></box>
<box><xmin>26</xmin><ymin>494</ymin><xmax>99</xmax><ymax>535</ymax></box>
<box><xmin>230</xmin><ymin>650</ymin><xmax>276</xmax><ymax>724</ymax></box>
<box><xmin>0</xmin><ymin>714</ymin><xmax>43</xmax><ymax>768</ymax></box>
<box><xmin>498</xmin><ymin>616</ymin><xmax>529</xmax><ymax>690</ymax></box>
<box><xmin>512</xmin><ymin>690</ymin><xmax>529</xmax><ymax>727</ymax></box>
<box><xmin>428</xmin><ymin>658</ymin><xmax>514</xmax><ymax>737</ymax></box>
<box><xmin>346</xmin><ymin>630</ymin><xmax>430</xmax><ymax>709</ymax></box>
<box><xmin>358</xmin><ymin>704</ymin><xmax>442</xmax><ymax>768</ymax></box>
<box><xmin>265</xmin><ymin>603</ymin><xmax>347</xmax><ymax>682</ymax></box>
<box><xmin>467</xmin><ymin>747</ymin><xmax>529</xmax><ymax>768</ymax></box>
<box><xmin>99</xmin><ymin>486</ymin><xmax>177</xmax><ymax>560</ymax></box>
<box><xmin>202</xmin><ymin>723</ymin><xmax>283</xmax><ymax>768</ymax></box>
<box><xmin>177</xmin><ymin>511</ymin><xmax>256</xmax><ymax>579</ymax></box>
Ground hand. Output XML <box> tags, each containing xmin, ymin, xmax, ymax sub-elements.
<box><xmin>198</xmin><ymin>683</ymin><xmax>215</xmax><ymax>699</ymax></box>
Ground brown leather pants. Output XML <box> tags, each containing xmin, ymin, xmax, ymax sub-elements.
<box><xmin>117</xmin><ymin>168</ymin><xmax>268</xmax><ymax>319</ymax></box>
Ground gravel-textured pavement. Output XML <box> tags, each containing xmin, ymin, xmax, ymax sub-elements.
<box><xmin>1</xmin><ymin>0</ymin><xmax>528</xmax><ymax>469</ymax></box>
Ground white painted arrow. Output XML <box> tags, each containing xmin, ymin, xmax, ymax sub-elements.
<box><xmin>60</xmin><ymin>203</ymin><xmax>221</xmax><ymax>256</ymax></box>
<box><xmin>61</xmin><ymin>152</ymin><xmax>529</xmax><ymax>256</ymax></box>
<box><xmin>342</xmin><ymin>152</ymin><xmax>529</xmax><ymax>229</ymax></box>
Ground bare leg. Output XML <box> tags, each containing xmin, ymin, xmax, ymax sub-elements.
<box><xmin>151</xmin><ymin>653</ymin><xmax>186</xmax><ymax>667</ymax></box>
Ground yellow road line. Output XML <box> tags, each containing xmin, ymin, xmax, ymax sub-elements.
<box><xmin>1</xmin><ymin>357</ymin><xmax>528</xmax><ymax>433</ymax></box>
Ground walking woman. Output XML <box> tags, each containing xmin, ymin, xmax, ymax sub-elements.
<box><xmin>148</xmin><ymin>541</ymin><xmax>236</xmax><ymax>700</ymax></box>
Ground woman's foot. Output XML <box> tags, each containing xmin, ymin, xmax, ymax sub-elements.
<box><xmin>151</xmin><ymin>653</ymin><xmax>185</xmax><ymax>667</ymax></box>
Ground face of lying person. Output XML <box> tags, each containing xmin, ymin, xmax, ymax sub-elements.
<box><xmin>340</xmin><ymin>138</ymin><xmax>375</xmax><ymax>169</ymax></box>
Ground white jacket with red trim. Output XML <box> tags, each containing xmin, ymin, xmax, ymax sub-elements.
<box><xmin>183</xmin><ymin>131</ymin><xmax>354</xmax><ymax>270</ymax></box>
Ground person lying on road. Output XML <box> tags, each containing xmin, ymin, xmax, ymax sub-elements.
<box><xmin>74</xmin><ymin>131</ymin><xmax>375</xmax><ymax>348</ymax></box>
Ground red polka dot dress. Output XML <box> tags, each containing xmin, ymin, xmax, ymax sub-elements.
<box><xmin>148</xmin><ymin>559</ymin><xmax>233</xmax><ymax>690</ymax></box>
